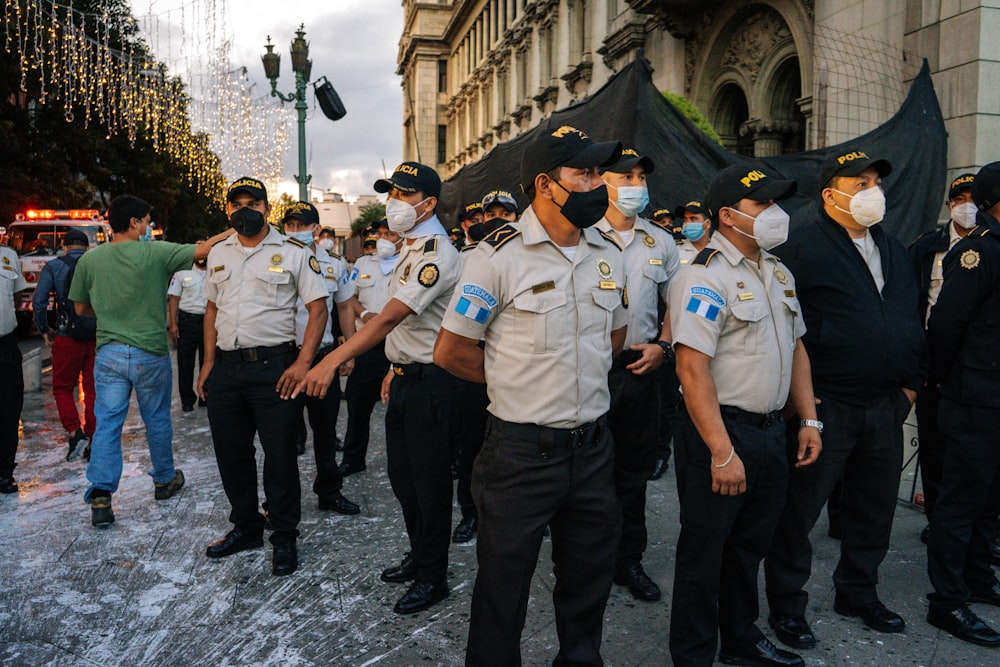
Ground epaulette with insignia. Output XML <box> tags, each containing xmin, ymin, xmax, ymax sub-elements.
<box><xmin>693</xmin><ymin>248</ymin><xmax>720</xmax><ymax>266</ymax></box>
<box><xmin>976</xmin><ymin>226</ymin><xmax>991</xmax><ymax>237</ymax></box>
<box><xmin>461</xmin><ymin>242</ymin><xmax>479</xmax><ymax>253</ymax></box>
<box><xmin>598</xmin><ymin>229</ymin><xmax>622</xmax><ymax>251</ymax></box>
<box><xmin>329</xmin><ymin>251</ymin><xmax>342</xmax><ymax>259</ymax></box>
<box><xmin>482</xmin><ymin>224</ymin><xmax>520</xmax><ymax>250</ymax></box>
<box><xmin>674</xmin><ymin>237</ymin><xmax>684</xmax><ymax>245</ymax></box>
<box><xmin>423</xmin><ymin>237</ymin><xmax>439</xmax><ymax>254</ymax></box>
<box><xmin>286</xmin><ymin>237</ymin><xmax>307</xmax><ymax>248</ymax></box>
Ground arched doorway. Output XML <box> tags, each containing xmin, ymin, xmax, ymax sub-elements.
<box><xmin>768</xmin><ymin>56</ymin><xmax>806</xmax><ymax>154</ymax></box>
<box><xmin>712</xmin><ymin>83</ymin><xmax>753</xmax><ymax>157</ymax></box>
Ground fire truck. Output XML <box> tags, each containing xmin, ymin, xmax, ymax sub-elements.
<box><xmin>0</xmin><ymin>209</ymin><xmax>113</xmax><ymax>335</ymax></box>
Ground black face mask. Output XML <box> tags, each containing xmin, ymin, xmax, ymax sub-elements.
<box><xmin>230</xmin><ymin>207</ymin><xmax>266</xmax><ymax>237</ymax></box>
<box><xmin>553</xmin><ymin>181</ymin><xmax>609</xmax><ymax>229</ymax></box>
<box><xmin>467</xmin><ymin>222</ymin><xmax>488</xmax><ymax>242</ymax></box>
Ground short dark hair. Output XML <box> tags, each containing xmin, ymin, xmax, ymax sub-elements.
<box><xmin>108</xmin><ymin>194</ymin><xmax>152</xmax><ymax>233</ymax></box>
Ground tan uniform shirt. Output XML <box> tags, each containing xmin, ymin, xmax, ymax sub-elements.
<box><xmin>349</xmin><ymin>253</ymin><xmax>394</xmax><ymax>329</ymax></box>
<box><xmin>385</xmin><ymin>223</ymin><xmax>461</xmax><ymax>365</ymax></box>
<box><xmin>204</xmin><ymin>227</ymin><xmax>328</xmax><ymax>351</ymax></box>
<box><xmin>441</xmin><ymin>206</ymin><xmax>628</xmax><ymax>428</ymax></box>
<box><xmin>676</xmin><ymin>238</ymin><xmax>700</xmax><ymax>267</ymax></box>
<box><xmin>0</xmin><ymin>246</ymin><xmax>27</xmax><ymax>336</ymax></box>
<box><xmin>926</xmin><ymin>221</ymin><xmax>963</xmax><ymax>326</ymax></box>
<box><xmin>167</xmin><ymin>267</ymin><xmax>207</xmax><ymax>315</ymax></box>
<box><xmin>596</xmin><ymin>217</ymin><xmax>679</xmax><ymax>347</ymax></box>
<box><xmin>294</xmin><ymin>246</ymin><xmax>345</xmax><ymax>348</ymax></box>
<box><xmin>668</xmin><ymin>232</ymin><xmax>805</xmax><ymax>414</ymax></box>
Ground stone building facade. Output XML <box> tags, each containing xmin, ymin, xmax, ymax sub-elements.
<box><xmin>398</xmin><ymin>0</ymin><xmax>999</xmax><ymax>184</ymax></box>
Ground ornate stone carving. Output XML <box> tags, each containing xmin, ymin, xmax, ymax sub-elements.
<box><xmin>720</xmin><ymin>9</ymin><xmax>791</xmax><ymax>83</ymax></box>
<box><xmin>533</xmin><ymin>84</ymin><xmax>559</xmax><ymax>111</ymax></box>
<box><xmin>739</xmin><ymin>117</ymin><xmax>800</xmax><ymax>138</ymax></box>
<box><xmin>511</xmin><ymin>102</ymin><xmax>533</xmax><ymax>125</ymax></box>
<box><xmin>561</xmin><ymin>58</ymin><xmax>593</xmax><ymax>92</ymax></box>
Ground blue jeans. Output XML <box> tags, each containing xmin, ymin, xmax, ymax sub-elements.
<box><xmin>85</xmin><ymin>343</ymin><xmax>175</xmax><ymax>501</ymax></box>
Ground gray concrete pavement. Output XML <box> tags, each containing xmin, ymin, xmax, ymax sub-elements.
<box><xmin>1</xmin><ymin>360</ymin><xmax>998</xmax><ymax>666</ymax></box>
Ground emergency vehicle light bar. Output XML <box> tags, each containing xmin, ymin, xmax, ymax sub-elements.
<box><xmin>21</xmin><ymin>209</ymin><xmax>100</xmax><ymax>220</ymax></box>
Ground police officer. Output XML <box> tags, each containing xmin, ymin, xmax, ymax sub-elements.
<box><xmin>668</xmin><ymin>164</ymin><xmax>821</xmax><ymax>667</ymax></box>
<box><xmin>765</xmin><ymin>150</ymin><xmax>925</xmax><ymax>645</ymax></box>
<box><xmin>0</xmin><ymin>242</ymin><xmax>26</xmax><ymax>494</ymax></box>
<box><xmin>167</xmin><ymin>258</ymin><xmax>208</xmax><ymax>413</ymax></box>
<box><xmin>674</xmin><ymin>200</ymin><xmax>712</xmax><ymax>266</ymax></box>
<box><xmin>294</xmin><ymin>162</ymin><xmax>462</xmax><ymax>616</ymax></box>
<box><xmin>650</xmin><ymin>207</ymin><xmax>675</xmax><ymax>232</ymax></box>
<box><xmin>481</xmin><ymin>189</ymin><xmax>521</xmax><ymax>226</ymax></box>
<box><xmin>909</xmin><ymin>173</ymin><xmax>977</xmax><ymax>539</ymax></box>
<box><xmin>339</xmin><ymin>220</ymin><xmax>398</xmax><ymax>477</ymax></box>
<box><xmin>282</xmin><ymin>201</ymin><xmax>359</xmax><ymax>515</ymax></box>
<box><xmin>925</xmin><ymin>161</ymin><xmax>1000</xmax><ymax>646</ymax></box>
<box><xmin>435</xmin><ymin>125</ymin><xmax>626</xmax><ymax>666</ymax></box>
<box><xmin>458</xmin><ymin>201</ymin><xmax>485</xmax><ymax>245</ymax></box>
<box><xmin>198</xmin><ymin>177</ymin><xmax>329</xmax><ymax>577</ymax></box>
<box><xmin>597</xmin><ymin>147</ymin><xmax>679</xmax><ymax>602</ymax></box>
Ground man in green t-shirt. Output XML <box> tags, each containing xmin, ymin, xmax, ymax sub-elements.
<box><xmin>70</xmin><ymin>194</ymin><xmax>232</xmax><ymax>527</ymax></box>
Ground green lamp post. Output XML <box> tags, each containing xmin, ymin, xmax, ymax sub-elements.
<box><xmin>261</xmin><ymin>25</ymin><xmax>312</xmax><ymax>202</ymax></box>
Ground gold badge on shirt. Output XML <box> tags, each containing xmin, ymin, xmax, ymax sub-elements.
<box><xmin>643</xmin><ymin>235</ymin><xmax>656</xmax><ymax>248</ymax></box>
<box><xmin>960</xmin><ymin>249</ymin><xmax>981</xmax><ymax>270</ymax></box>
<box><xmin>773</xmin><ymin>267</ymin><xmax>788</xmax><ymax>284</ymax></box>
<box><xmin>597</xmin><ymin>259</ymin><xmax>613</xmax><ymax>280</ymax></box>
<box><xmin>1</xmin><ymin>256</ymin><xmax>9</xmax><ymax>264</ymax></box>
<box><xmin>400</xmin><ymin>264</ymin><xmax>411</xmax><ymax>285</ymax></box>
<box><xmin>271</xmin><ymin>254</ymin><xmax>283</xmax><ymax>265</ymax></box>
<box><xmin>308</xmin><ymin>256</ymin><xmax>321</xmax><ymax>274</ymax></box>
<box><xmin>418</xmin><ymin>263</ymin><xmax>440</xmax><ymax>287</ymax></box>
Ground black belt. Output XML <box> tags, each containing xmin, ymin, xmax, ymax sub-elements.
<box><xmin>491</xmin><ymin>415</ymin><xmax>607</xmax><ymax>452</ymax></box>
<box><xmin>217</xmin><ymin>342</ymin><xmax>296</xmax><ymax>363</ymax></box>
<box><xmin>0</xmin><ymin>331</ymin><xmax>16</xmax><ymax>344</ymax></box>
<box><xmin>391</xmin><ymin>362</ymin><xmax>439</xmax><ymax>379</ymax></box>
<box><xmin>178</xmin><ymin>310</ymin><xmax>204</xmax><ymax>319</ymax></box>
<box><xmin>611</xmin><ymin>349</ymin><xmax>642</xmax><ymax>370</ymax></box>
<box><xmin>720</xmin><ymin>405</ymin><xmax>783</xmax><ymax>430</ymax></box>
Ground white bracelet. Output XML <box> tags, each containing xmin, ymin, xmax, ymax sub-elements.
<box><xmin>360</xmin><ymin>309</ymin><xmax>370</xmax><ymax>320</ymax></box>
<box><xmin>713</xmin><ymin>447</ymin><xmax>736</xmax><ymax>468</ymax></box>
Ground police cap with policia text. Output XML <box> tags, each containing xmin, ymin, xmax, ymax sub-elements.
<box><xmin>705</xmin><ymin>165</ymin><xmax>797</xmax><ymax>219</ymax></box>
<box><xmin>374</xmin><ymin>162</ymin><xmax>442</xmax><ymax>199</ymax></box>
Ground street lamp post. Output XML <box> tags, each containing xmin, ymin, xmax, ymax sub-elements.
<box><xmin>261</xmin><ymin>25</ymin><xmax>312</xmax><ymax>202</ymax></box>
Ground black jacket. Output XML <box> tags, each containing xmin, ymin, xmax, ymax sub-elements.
<box><xmin>908</xmin><ymin>224</ymin><xmax>952</xmax><ymax>326</ymax></box>
<box><xmin>776</xmin><ymin>210</ymin><xmax>926</xmax><ymax>405</ymax></box>
<box><xmin>927</xmin><ymin>212</ymin><xmax>1000</xmax><ymax>407</ymax></box>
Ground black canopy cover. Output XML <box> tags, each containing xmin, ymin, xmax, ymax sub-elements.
<box><xmin>439</xmin><ymin>56</ymin><xmax>946</xmax><ymax>245</ymax></box>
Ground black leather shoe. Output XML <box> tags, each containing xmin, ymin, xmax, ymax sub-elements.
<box><xmin>381</xmin><ymin>553</ymin><xmax>417</xmax><ymax>583</ymax></box>
<box><xmin>206</xmin><ymin>529</ymin><xmax>264</xmax><ymax>558</ymax></box>
<box><xmin>920</xmin><ymin>524</ymin><xmax>930</xmax><ymax>544</ymax></box>
<box><xmin>648</xmin><ymin>458</ymin><xmax>667</xmax><ymax>481</ymax></box>
<box><xmin>393</xmin><ymin>580</ymin><xmax>449</xmax><ymax>614</ymax></box>
<box><xmin>272</xmin><ymin>540</ymin><xmax>297</xmax><ymax>576</ymax></box>
<box><xmin>338</xmin><ymin>462</ymin><xmax>366</xmax><ymax>477</ymax></box>
<box><xmin>318</xmin><ymin>492</ymin><xmax>360</xmax><ymax>515</ymax></box>
<box><xmin>928</xmin><ymin>604</ymin><xmax>1000</xmax><ymax>646</ymax></box>
<box><xmin>768</xmin><ymin>614</ymin><xmax>816</xmax><ymax>649</ymax></box>
<box><xmin>969</xmin><ymin>579</ymin><xmax>1000</xmax><ymax>607</ymax></box>
<box><xmin>614</xmin><ymin>562</ymin><xmax>661</xmax><ymax>602</ymax></box>
<box><xmin>452</xmin><ymin>516</ymin><xmax>477</xmax><ymax>543</ymax></box>
<box><xmin>0</xmin><ymin>477</ymin><xmax>18</xmax><ymax>494</ymax></box>
<box><xmin>719</xmin><ymin>637</ymin><xmax>804</xmax><ymax>667</ymax></box>
<box><xmin>834</xmin><ymin>598</ymin><xmax>905</xmax><ymax>633</ymax></box>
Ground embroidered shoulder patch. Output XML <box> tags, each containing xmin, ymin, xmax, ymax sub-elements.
<box><xmin>418</xmin><ymin>263</ymin><xmax>440</xmax><ymax>287</ymax></box>
<box><xmin>961</xmin><ymin>249</ymin><xmax>981</xmax><ymax>270</ymax></box>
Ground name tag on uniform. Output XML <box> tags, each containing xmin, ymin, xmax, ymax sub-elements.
<box><xmin>532</xmin><ymin>281</ymin><xmax>556</xmax><ymax>294</ymax></box>
<box><xmin>325</xmin><ymin>275</ymin><xmax>336</xmax><ymax>280</ymax></box>
<box><xmin>737</xmin><ymin>292</ymin><xmax>754</xmax><ymax>301</ymax></box>
<box><xmin>183</xmin><ymin>276</ymin><xmax>192</xmax><ymax>281</ymax></box>
<box><xmin>599</xmin><ymin>281</ymin><xmax>617</xmax><ymax>290</ymax></box>
<box><xmin>268</xmin><ymin>265</ymin><xmax>285</xmax><ymax>273</ymax></box>
<box><xmin>213</xmin><ymin>266</ymin><xmax>225</xmax><ymax>273</ymax></box>
<box><xmin>648</xmin><ymin>259</ymin><xmax>663</xmax><ymax>266</ymax></box>
<box><xmin>360</xmin><ymin>274</ymin><xmax>371</xmax><ymax>279</ymax></box>
<box><xmin>784</xmin><ymin>290</ymin><xmax>796</xmax><ymax>298</ymax></box>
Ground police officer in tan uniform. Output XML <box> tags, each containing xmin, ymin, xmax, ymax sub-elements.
<box><xmin>197</xmin><ymin>177</ymin><xmax>329</xmax><ymax>577</ymax></box>
<box><xmin>668</xmin><ymin>165</ymin><xmax>822</xmax><ymax>667</ymax></box>
<box><xmin>294</xmin><ymin>162</ymin><xmax>462</xmax><ymax>616</ymax></box>
<box><xmin>435</xmin><ymin>126</ymin><xmax>626</xmax><ymax>666</ymax></box>
<box><xmin>675</xmin><ymin>201</ymin><xmax>712</xmax><ymax>267</ymax></box>
<box><xmin>0</xmin><ymin>243</ymin><xmax>26</xmax><ymax>494</ymax></box>
<box><xmin>596</xmin><ymin>147</ymin><xmax>679</xmax><ymax>601</ymax></box>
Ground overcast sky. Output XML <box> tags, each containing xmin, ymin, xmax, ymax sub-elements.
<box><xmin>132</xmin><ymin>0</ymin><xmax>403</xmax><ymax>200</ymax></box>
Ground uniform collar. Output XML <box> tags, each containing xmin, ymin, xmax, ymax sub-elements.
<box><xmin>710</xmin><ymin>230</ymin><xmax>779</xmax><ymax>267</ymax></box>
<box><xmin>407</xmin><ymin>214</ymin><xmax>448</xmax><ymax>240</ymax></box>
<box><xmin>521</xmin><ymin>205</ymin><xmax>606</xmax><ymax>249</ymax></box>
<box><xmin>595</xmin><ymin>215</ymin><xmax>655</xmax><ymax>244</ymax></box>
<box><xmin>221</xmin><ymin>225</ymin><xmax>285</xmax><ymax>248</ymax></box>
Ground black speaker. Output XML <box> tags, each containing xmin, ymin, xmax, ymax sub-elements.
<box><xmin>314</xmin><ymin>76</ymin><xmax>346</xmax><ymax>121</ymax></box>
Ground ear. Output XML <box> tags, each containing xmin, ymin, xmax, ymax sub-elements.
<box><xmin>820</xmin><ymin>187</ymin><xmax>837</xmax><ymax>207</ymax></box>
<box><xmin>425</xmin><ymin>195</ymin><xmax>438</xmax><ymax>212</ymax></box>
<box><xmin>535</xmin><ymin>173</ymin><xmax>554</xmax><ymax>200</ymax></box>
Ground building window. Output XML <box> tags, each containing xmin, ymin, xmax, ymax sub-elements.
<box><xmin>438</xmin><ymin>60</ymin><xmax>447</xmax><ymax>92</ymax></box>
<box><xmin>437</xmin><ymin>125</ymin><xmax>447</xmax><ymax>164</ymax></box>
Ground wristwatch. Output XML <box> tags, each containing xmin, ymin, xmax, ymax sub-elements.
<box><xmin>656</xmin><ymin>340</ymin><xmax>674</xmax><ymax>361</ymax></box>
<box><xmin>800</xmin><ymin>419</ymin><xmax>824</xmax><ymax>433</ymax></box>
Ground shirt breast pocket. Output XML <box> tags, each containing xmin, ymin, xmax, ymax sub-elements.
<box><xmin>256</xmin><ymin>269</ymin><xmax>292</xmax><ymax>307</ymax></box>
<box><xmin>208</xmin><ymin>267</ymin><xmax>232</xmax><ymax>300</ymax></box>
<box><xmin>584</xmin><ymin>287</ymin><xmax>620</xmax><ymax>339</ymax></box>
<box><xmin>643</xmin><ymin>264</ymin><xmax>668</xmax><ymax>285</ymax></box>
<box><xmin>355</xmin><ymin>276</ymin><xmax>375</xmax><ymax>290</ymax></box>
<box><xmin>513</xmin><ymin>291</ymin><xmax>568</xmax><ymax>354</ymax></box>
<box><xmin>729</xmin><ymin>300</ymin><xmax>769</xmax><ymax>356</ymax></box>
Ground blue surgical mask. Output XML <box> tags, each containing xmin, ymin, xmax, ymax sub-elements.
<box><xmin>290</xmin><ymin>230</ymin><xmax>314</xmax><ymax>245</ymax></box>
<box><xmin>140</xmin><ymin>225</ymin><xmax>153</xmax><ymax>242</ymax></box>
<box><xmin>609</xmin><ymin>184</ymin><xmax>650</xmax><ymax>217</ymax></box>
<box><xmin>682</xmin><ymin>222</ymin><xmax>706</xmax><ymax>242</ymax></box>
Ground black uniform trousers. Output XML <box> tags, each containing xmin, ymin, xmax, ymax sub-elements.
<box><xmin>466</xmin><ymin>415</ymin><xmax>619</xmax><ymax>667</ymax></box>
<box><xmin>670</xmin><ymin>404</ymin><xmax>789</xmax><ymax>667</ymax></box>
<box><xmin>927</xmin><ymin>399</ymin><xmax>1000</xmax><ymax>611</ymax></box>
<box><xmin>607</xmin><ymin>359</ymin><xmax>660</xmax><ymax>568</ymax></box>
<box><xmin>657</xmin><ymin>356</ymin><xmax>680</xmax><ymax>464</ymax></box>
<box><xmin>915</xmin><ymin>383</ymin><xmax>945</xmax><ymax>518</ymax></box>
<box><xmin>341</xmin><ymin>341</ymin><xmax>389</xmax><ymax>470</ymax></box>
<box><xmin>176</xmin><ymin>310</ymin><xmax>204</xmax><ymax>409</ymax></box>
<box><xmin>301</xmin><ymin>346</ymin><xmax>344</xmax><ymax>500</ymax></box>
<box><xmin>452</xmin><ymin>377</ymin><xmax>489</xmax><ymax>520</ymax></box>
<box><xmin>384</xmin><ymin>363</ymin><xmax>458</xmax><ymax>584</ymax></box>
<box><xmin>765</xmin><ymin>390</ymin><xmax>908</xmax><ymax>615</ymax></box>
<box><xmin>0</xmin><ymin>332</ymin><xmax>23</xmax><ymax>479</ymax></box>
<box><xmin>207</xmin><ymin>347</ymin><xmax>301</xmax><ymax>543</ymax></box>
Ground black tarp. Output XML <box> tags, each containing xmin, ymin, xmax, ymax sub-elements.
<box><xmin>439</xmin><ymin>55</ymin><xmax>946</xmax><ymax>245</ymax></box>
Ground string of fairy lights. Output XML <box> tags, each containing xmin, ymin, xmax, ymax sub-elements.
<box><xmin>2</xmin><ymin>0</ymin><xmax>289</xmax><ymax>197</ymax></box>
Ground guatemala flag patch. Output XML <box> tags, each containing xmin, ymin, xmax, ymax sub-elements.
<box><xmin>686</xmin><ymin>295</ymin><xmax>721</xmax><ymax>322</ymax></box>
<box><xmin>456</xmin><ymin>296</ymin><xmax>491</xmax><ymax>323</ymax></box>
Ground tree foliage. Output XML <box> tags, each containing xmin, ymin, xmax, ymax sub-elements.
<box><xmin>662</xmin><ymin>92</ymin><xmax>722</xmax><ymax>145</ymax></box>
<box><xmin>0</xmin><ymin>0</ymin><xmax>227</xmax><ymax>241</ymax></box>
<box><xmin>351</xmin><ymin>201</ymin><xmax>386</xmax><ymax>237</ymax></box>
